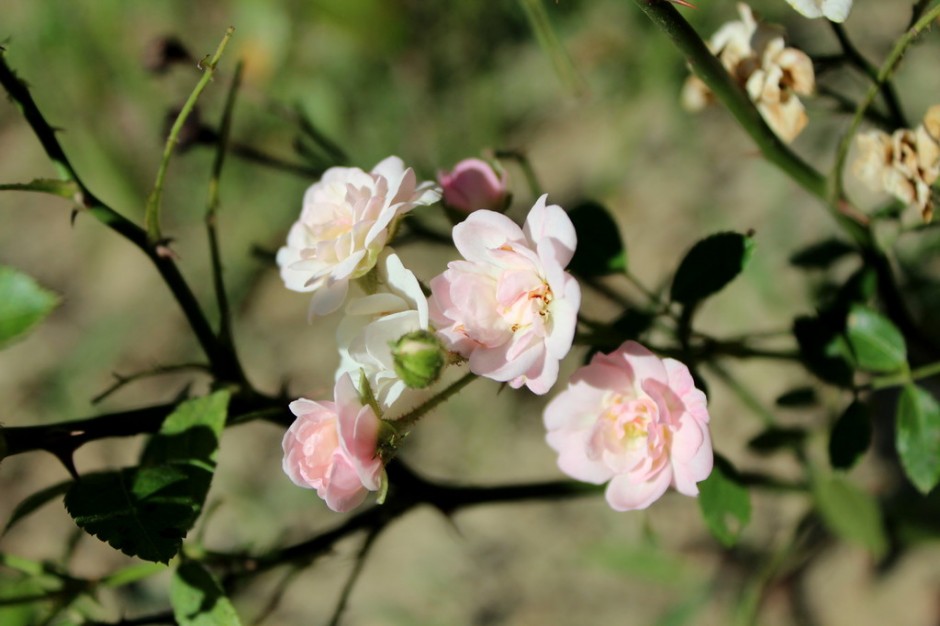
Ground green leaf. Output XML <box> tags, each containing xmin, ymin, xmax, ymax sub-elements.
<box><xmin>747</xmin><ymin>427</ymin><xmax>807</xmax><ymax>455</ymax></box>
<box><xmin>670</xmin><ymin>232</ymin><xmax>754</xmax><ymax>306</ymax></box>
<box><xmin>774</xmin><ymin>387</ymin><xmax>817</xmax><ymax>407</ymax></box>
<box><xmin>140</xmin><ymin>391</ymin><xmax>230</xmax><ymax>469</ymax></box>
<box><xmin>64</xmin><ymin>465</ymin><xmax>212</xmax><ymax>563</ymax></box>
<box><xmin>793</xmin><ymin>314</ymin><xmax>853</xmax><ymax>387</ymax></box>
<box><xmin>896</xmin><ymin>385</ymin><xmax>940</xmax><ymax>494</ymax></box>
<box><xmin>65</xmin><ymin>391</ymin><xmax>230</xmax><ymax>562</ymax></box>
<box><xmin>3</xmin><ymin>480</ymin><xmax>72</xmax><ymax>535</ymax></box>
<box><xmin>101</xmin><ymin>562</ymin><xmax>169</xmax><ymax>588</ymax></box>
<box><xmin>811</xmin><ymin>470</ymin><xmax>887</xmax><ymax>557</ymax></box>
<box><xmin>0</xmin><ymin>266</ymin><xmax>59</xmax><ymax>349</ymax></box>
<box><xmin>566</xmin><ymin>201</ymin><xmax>627</xmax><ymax>277</ymax></box>
<box><xmin>829</xmin><ymin>401</ymin><xmax>871</xmax><ymax>470</ymax></box>
<box><xmin>0</xmin><ymin>178</ymin><xmax>80</xmax><ymax>198</ymax></box>
<box><xmin>698</xmin><ymin>455</ymin><xmax>751</xmax><ymax>547</ymax></box>
<box><xmin>789</xmin><ymin>238</ymin><xmax>855</xmax><ymax>269</ymax></box>
<box><xmin>171</xmin><ymin>561</ymin><xmax>243</xmax><ymax>626</ymax></box>
<box><xmin>844</xmin><ymin>305</ymin><xmax>907</xmax><ymax>373</ymax></box>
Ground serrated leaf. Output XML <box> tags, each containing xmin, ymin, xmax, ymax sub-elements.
<box><xmin>0</xmin><ymin>266</ymin><xmax>59</xmax><ymax>349</ymax></box>
<box><xmin>65</xmin><ymin>391</ymin><xmax>230</xmax><ymax>562</ymax></box>
<box><xmin>789</xmin><ymin>238</ymin><xmax>855</xmax><ymax>269</ymax></box>
<box><xmin>829</xmin><ymin>401</ymin><xmax>871</xmax><ymax>470</ymax></box>
<box><xmin>844</xmin><ymin>305</ymin><xmax>907</xmax><ymax>373</ymax></box>
<box><xmin>65</xmin><ymin>465</ymin><xmax>212</xmax><ymax>563</ymax></box>
<box><xmin>747</xmin><ymin>427</ymin><xmax>807</xmax><ymax>454</ymax></box>
<box><xmin>811</xmin><ymin>470</ymin><xmax>886</xmax><ymax>557</ymax></box>
<box><xmin>896</xmin><ymin>385</ymin><xmax>940</xmax><ymax>494</ymax></box>
<box><xmin>775</xmin><ymin>387</ymin><xmax>817</xmax><ymax>407</ymax></box>
<box><xmin>567</xmin><ymin>201</ymin><xmax>627</xmax><ymax>277</ymax></box>
<box><xmin>3</xmin><ymin>480</ymin><xmax>72</xmax><ymax>535</ymax></box>
<box><xmin>171</xmin><ymin>561</ymin><xmax>243</xmax><ymax>626</ymax></box>
<box><xmin>698</xmin><ymin>455</ymin><xmax>751</xmax><ymax>547</ymax></box>
<box><xmin>670</xmin><ymin>232</ymin><xmax>753</xmax><ymax>306</ymax></box>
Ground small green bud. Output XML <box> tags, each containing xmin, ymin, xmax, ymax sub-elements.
<box><xmin>391</xmin><ymin>330</ymin><xmax>445</xmax><ymax>389</ymax></box>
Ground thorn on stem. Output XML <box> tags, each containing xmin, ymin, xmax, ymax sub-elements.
<box><xmin>52</xmin><ymin>447</ymin><xmax>80</xmax><ymax>481</ymax></box>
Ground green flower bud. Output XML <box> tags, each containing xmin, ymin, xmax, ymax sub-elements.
<box><xmin>391</xmin><ymin>330</ymin><xmax>445</xmax><ymax>389</ymax></box>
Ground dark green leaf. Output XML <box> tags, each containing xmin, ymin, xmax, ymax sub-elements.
<box><xmin>3</xmin><ymin>480</ymin><xmax>72</xmax><ymax>535</ymax></box>
<box><xmin>583</xmin><ymin>309</ymin><xmax>654</xmax><ymax>363</ymax></box>
<box><xmin>65</xmin><ymin>391</ymin><xmax>230</xmax><ymax>562</ymax></box>
<box><xmin>775</xmin><ymin>387</ymin><xmax>817</xmax><ymax>407</ymax></box>
<box><xmin>0</xmin><ymin>266</ymin><xmax>59</xmax><ymax>349</ymax></box>
<box><xmin>811</xmin><ymin>470</ymin><xmax>886</xmax><ymax>557</ymax></box>
<box><xmin>567</xmin><ymin>201</ymin><xmax>627</xmax><ymax>277</ymax></box>
<box><xmin>793</xmin><ymin>314</ymin><xmax>853</xmax><ymax>387</ymax></box>
<box><xmin>747</xmin><ymin>427</ymin><xmax>807</xmax><ymax>454</ymax></box>
<box><xmin>171</xmin><ymin>561</ymin><xmax>243</xmax><ymax>626</ymax></box>
<box><xmin>65</xmin><ymin>465</ymin><xmax>212</xmax><ymax>563</ymax></box>
<box><xmin>843</xmin><ymin>305</ymin><xmax>907</xmax><ymax>373</ymax></box>
<box><xmin>829</xmin><ymin>401</ymin><xmax>871</xmax><ymax>470</ymax></box>
<box><xmin>896</xmin><ymin>385</ymin><xmax>940</xmax><ymax>494</ymax></box>
<box><xmin>140</xmin><ymin>391</ymin><xmax>230</xmax><ymax>469</ymax></box>
<box><xmin>698</xmin><ymin>455</ymin><xmax>751</xmax><ymax>547</ymax></box>
<box><xmin>670</xmin><ymin>232</ymin><xmax>753</xmax><ymax>305</ymax></box>
<box><xmin>789</xmin><ymin>238</ymin><xmax>855</xmax><ymax>269</ymax></box>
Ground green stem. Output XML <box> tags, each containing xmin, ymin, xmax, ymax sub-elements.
<box><xmin>206</xmin><ymin>59</ymin><xmax>244</xmax><ymax>352</ymax></box>
<box><xmin>518</xmin><ymin>0</ymin><xmax>586</xmax><ymax>96</ymax></box>
<box><xmin>829</xmin><ymin>23</ymin><xmax>907</xmax><ymax>129</ymax></box>
<box><xmin>632</xmin><ymin>2</ymin><xmax>826</xmax><ymax>196</ymax></box>
<box><xmin>869</xmin><ymin>360</ymin><xmax>940</xmax><ymax>391</ymax></box>
<box><xmin>634</xmin><ymin>0</ymin><xmax>939</xmax><ymax>359</ymax></box>
<box><xmin>706</xmin><ymin>361</ymin><xmax>777</xmax><ymax>426</ymax></box>
<box><xmin>830</xmin><ymin>4</ymin><xmax>940</xmax><ymax>206</ymax></box>
<box><xmin>390</xmin><ymin>371</ymin><xmax>478</xmax><ymax>432</ymax></box>
<box><xmin>494</xmin><ymin>149</ymin><xmax>542</xmax><ymax>198</ymax></box>
<box><xmin>0</xmin><ymin>47</ymin><xmax>243</xmax><ymax>382</ymax></box>
<box><xmin>145</xmin><ymin>26</ymin><xmax>235</xmax><ymax>243</ymax></box>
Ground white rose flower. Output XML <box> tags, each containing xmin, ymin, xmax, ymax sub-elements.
<box><xmin>335</xmin><ymin>251</ymin><xmax>430</xmax><ymax>409</ymax></box>
<box><xmin>277</xmin><ymin>156</ymin><xmax>440</xmax><ymax>317</ymax></box>
<box><xmin>785</xmin><ymin>0</ymin><xmax>852</xmax><ymax>23</ymax></box>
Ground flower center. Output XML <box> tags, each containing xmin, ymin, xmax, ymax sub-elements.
<box><xmin>505</xmin><ymin>280</ymin><xmax>553</xmax><ymax>333</ymax></box>
<box><xmin>603</xmin><ymin>393</ymin><xmax>657</xmax><ymax>450</ymax></box>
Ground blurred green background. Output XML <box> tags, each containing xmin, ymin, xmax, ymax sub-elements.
<box><xmin>2</xmin><ymin>1</ymin><xmax>940</xmax><ymax>624</ymax></box>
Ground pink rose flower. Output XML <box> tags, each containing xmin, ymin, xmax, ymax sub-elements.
<box><xmin>428</xmin><ymin>194</ymin><xmax>580</xmax><ymax>394</ymax></box>
<box><xmin>282</xmin><ymin>373</ymin><xmax>384</xmax><ymax>512</ymax></box>
<box><xmin>543</xmin><ymin>341</ymin><xmax>713</xmax><ymax>511</ymax></box>
<box><xmin>277</xmin><ymin>156</ymin><xmax>440</xmax><ymax>317</ymax></box>
<box><xmin>438</xmin><ymin>158</ymin><xmax>510</xmax><ymax>213</ymax></box>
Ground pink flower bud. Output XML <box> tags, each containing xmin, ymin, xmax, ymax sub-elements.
<box><xmin>438</xmin><ymin>158</ymin><xmax>510</xmax><ymax>214</ymax></box>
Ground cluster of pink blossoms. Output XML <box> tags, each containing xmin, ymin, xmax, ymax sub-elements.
<box><xmin>277</xmin><ymin>156</ymin><xmax>714</xmax><ymax>512</ymax></box>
